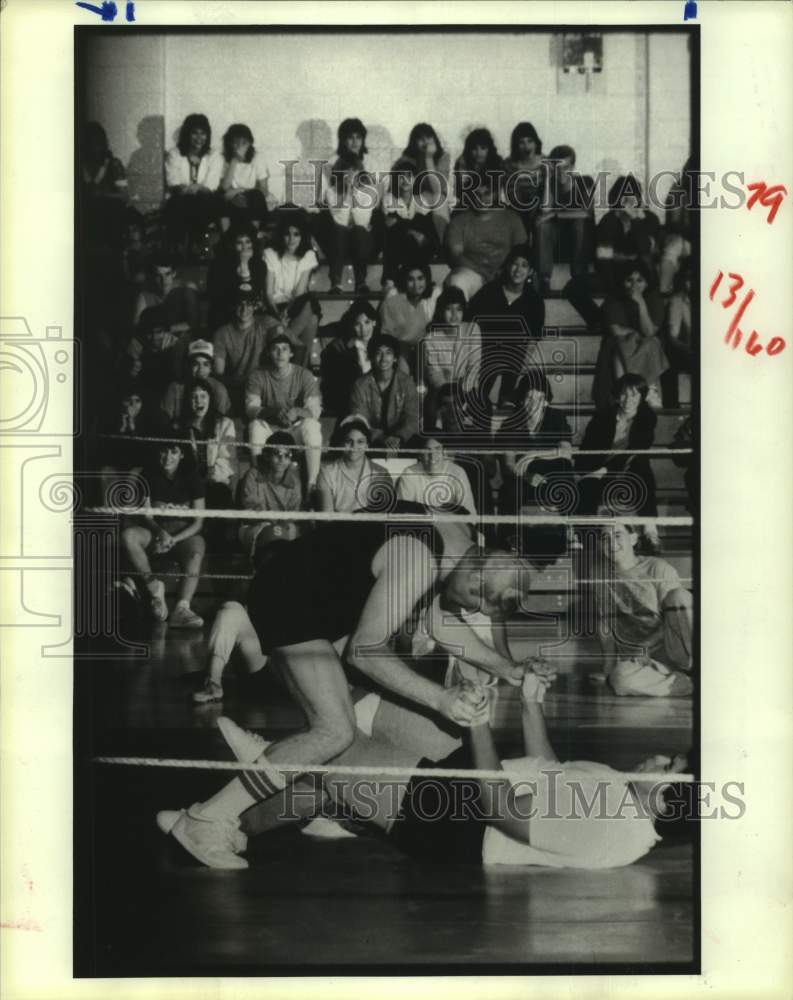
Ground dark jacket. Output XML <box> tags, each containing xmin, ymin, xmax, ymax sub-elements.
<box><xmin>467</xmin><ymin>281</ymin><xmax>545</xmax><ymax>341</ymax></box>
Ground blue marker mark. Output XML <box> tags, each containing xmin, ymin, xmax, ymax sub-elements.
<box><xmin>683</xmin><ymin>0</ymin><xmax>698</xmax><ymax>21</ymax></box>
<box><xmin>75</xmin><ymin>0</ymin><xmax>136</xmax><ymax>21</ymax></box>
<box><xmin>75</xmin><ymin>0</ymin><xmax>118</xmax><ymax>20</ymax></box>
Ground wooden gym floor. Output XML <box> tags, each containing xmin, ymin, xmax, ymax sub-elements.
<box><xmin>74</xmin><ymin>617</ymin><xmax>696</xmax><ymax>976</ymax></box>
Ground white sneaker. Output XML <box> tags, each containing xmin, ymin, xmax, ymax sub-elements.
<box><xmin>301</xmin><ymin>817</ymin><xmax>357</xmax><ymax>840</ymax></box>
<box><xmin>170</xmin><ymin>603</ymin><xmax>204</xmax><ymax>629</ymax></box>
<box><xmin>156</xmin><ymin>804</ymin><xmax>248</xmax><ymax>869</ymax></box>
<box><xmin>148</xmin><ymin>579</ymin><xmax>168</xmax><ymax>622</ymax></box>
<box><xmin>192</xmin><ymin>679</ymin><xmax>223</xmax><ymax>704</ymax></box>
<box><xmin>218</xmin><ymin>716</ymin><xmax>272</xmax><ymax>763</ymax></box>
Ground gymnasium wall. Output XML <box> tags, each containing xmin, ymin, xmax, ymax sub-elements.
<box><xmin>81</xmin><ymin>30</ymin><xmax>692</xmax><ymax>215</ymax></box>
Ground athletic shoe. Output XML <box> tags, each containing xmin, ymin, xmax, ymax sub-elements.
<box><xmin>169</xmin><ymin>603</ymin><xmax>204</xmax><ymax>629</ymax></box>
<box><xmin>148</xmin><ymin>579</ymin><xmax>168</xmax><ymax>622</ymax></box>
<box><xmin>156</xmin><ymin>805</ymin><xmax>248</xmax><ymax>870</ymax></box>
<box><xmin>192</xmin><ymin>679</ymin><xmax>223</xmax><ymax>704</ymax></box>
<box><xmin>301</xmin><ymin>817</ymin><xmax>357</xmax><ymax>840</ymax></box>
<box><xmin>218</xmin><ymin>715</ymin><xmax>272</xmax><ymax>763</ymax></box>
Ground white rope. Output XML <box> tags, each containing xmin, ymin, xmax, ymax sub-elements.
<box><xmin>88</xmin><ymin>505</ymin><xmax>693</xmax><ymax>526</ymax></box>
<box><xmin>96</xmin><ymin>432</ymin><xmax>691</xmax><ymax>459</ymax></box>
<box><xmin>93</xmin><ymin>755</ymin><xmax>694</xmax><ymax>785</ymax></box>
<box><xmin>114</xmin><ymin>569</ymin><xmax>693</xmax><ymax>584</ymax></box>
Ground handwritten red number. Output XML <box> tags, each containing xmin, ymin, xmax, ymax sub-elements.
<box><xmin>746</xmin><ymin>181</ymin><xmax>788</xmax><ymax>225</ymax></box>
<box><xmin>723</xmin><ymin>272</ymin><xmax>745</xmax><ymax>309</ymax></box>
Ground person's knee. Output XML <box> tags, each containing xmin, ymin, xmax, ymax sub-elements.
<box><xmin>300</xmin><ymin>418</ymin><xmax>322</xmax><ymax>446</ymax></box>
<box><xmin>664</xmin><ymin>587</ymin><xmax>692</xmax><ymax>610</ymax></box>
<box><xmin>121</xmin><ymin>526</ymin><xmax>145</xmax><ymax>551</ymax></box>
<box><xmin>312</xmin><ymin>711</ymin><xmax>356</xmax><ymax>756</ymax></box>
<box><xmin>248</xmin><ymin>419</ymin><xmax>273</xmax><ymax>447</ymax></box>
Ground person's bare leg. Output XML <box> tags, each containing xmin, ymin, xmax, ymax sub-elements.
<box><xmin>198</xmin><ymin>640</ymin><xmax>356</xmax><ymax>820</ymax></box>
<box><xmin>175</xmin><ymin>535</ymin><xmax>205</xmax><ymax>605</ymax></box>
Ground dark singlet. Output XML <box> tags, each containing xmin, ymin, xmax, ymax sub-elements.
<box><xmin>246</xmin><ymin>502</ymin><xmax>444</xmax><ymax>653</ymax></box>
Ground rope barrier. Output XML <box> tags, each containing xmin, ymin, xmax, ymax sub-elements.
<box><xmin>115</xmin><ymin>569</ymin><xmax>693</xmax><ymax>585</ymax></box>
<box><xmin>88</xmin><ymin>505</ymin><xmax>694</xmax><ymax>526</ymax></box>
<box><xmin>93</xmin><ymin>755</ymin><xmax>694</xmax><ymax>785</ymax></box>
<box><xmin>96</xmin><ymin>432</ymin><xmax>692</xmax><ymax>459</ymax></box>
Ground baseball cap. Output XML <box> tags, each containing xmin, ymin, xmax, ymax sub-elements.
<box><xmin>188</xmin><ymin>339</ymin><xmax>214</xmax><ymax>360</ymax></box>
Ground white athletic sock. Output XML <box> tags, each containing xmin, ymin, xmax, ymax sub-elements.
<box><xmin>197</xmin><ymin>777</ymin><xmax>257</xmax><ymax>821</ymax></box>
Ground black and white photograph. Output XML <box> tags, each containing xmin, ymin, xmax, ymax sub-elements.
<box><xmin>72</xmin><ymin>20</ymin><xmax>699</xmax><ymax>975</ymax></box>
<box><xmin>1</xmin><ymin>1</ymin><xmax>790</xmax><ymax>995</ymax></box>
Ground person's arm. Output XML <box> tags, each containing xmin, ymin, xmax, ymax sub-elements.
<box><xmin>445</xmin><ymin>215</ymin><xmax>467</xmax><ymax>269</ymax></box>
<box><xmin>212</xmin><ymin>332</ymin><xmax>227</xmax><ymax>376</ymax></box>
<box><xmin>392</xmin><ymin>375</ymin><xmax>419</xmax><ymax>443</ymax></box>
<box><xmin>633</xmin><ymin>292</ymin><xmax>660</xmax><ymax>338</ymax></box>
<box><xmin>315</xmin><ymin>467</ymin><xmax>335</xmax><ymax>513</ymax></box>
<box><xmin>520</xmin><ymin>673</ymin><xmax>558</xmax><ymax>762</ymax></box>
<box><xmin>348</xmin><ymin>377</ymin><xmax>370</xmax><ymax>426</ymax></box>
<box><xmin>346</xmin><ymin>536</ymin><xmax>482</xmax><ymax>725</ymax></box>
<box><xmin>164</xmin><ymin>150</ymin><xmax>186</xmax><ymax>194</ymax></box>
<box><xmin>427</xmin><ymin>601</ymin><xmax>523</xmax><ymax>684</ymax></box>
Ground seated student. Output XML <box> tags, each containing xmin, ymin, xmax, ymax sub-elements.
<box><xmin>96</xmin><ymin>384</ymin><xmax>155</xmax><ymax>503</ymax></box>
<box><xmin>659</xmin><ymin>157</ymin><xmax>695</xmax><ymax>294</ymax></box>
<box><xmin>452</xmin><ymin>127</ymin><xmax>505</xmax><ymax>206</ymax></box>
<box><xmin>316</xmin><ymin>415</ymin><xmax>392</xmax><ymax>513</ymax></box>
<box><xmin>237</xmin><ymin>430</ymin><xmax>303</xmax><ymax>559</ymax></box>
<box><xmin>80</xmin><ymin>121</ymin><xmax>128</xmax><ymax>247</ymax></box>
<box><xmin>592</xmin><ymin>260</ymin><xmax>668</xmax><ymax>410</ymax></box>
<box><xmin>218</xmin><ymin>123</ymin><xmax>271</xmax><ymax>231</ymax></box>
<box><xmin>206</xmin><ymin>224</ymin><xmax>268</xmax><ymax>329</ymax></box>
<box><xmin>396</xmin><ymin>437</ymin><xmax>477</xmax><ymax>520</ymax></box>
<box><xmin>663</xmin><ymin>260</ymin><xmax>693</xmax><ymax>396</ymax></box>
<box><xmin>380</xmin><ymin>164</ymin><xmax>438</xmax><ymax>291</ymax></box>
<box><xmin>161</xmin><ymin>340</ymin><xmax>231</xmax><ymax>422</ymax></box>
<box><xmin>245</xmin><ymin>333</ymin><xmax>323</xmax><ymax>490</ymax></box>
<box><xmin>213</xmin><ymin>288</ymin><xmax>274</xmax><ymax>411</ymax></box>
<box><xmin>166</xmin><ymin>667</ymin><xmax>687</xmax><ymax>871</ymax></box>
<box><xmin>504</xmin><ymin>121</ymin><xmax>547</xmax><ymax>247</ymax></box>
<box><xmin>320</xmin><ymin>301</ymin><xmax>378</xmax><ymax>416</ymax></box>
<box><xmin>592</xmin><ymin>521</ymin><xmax>693</xmax><ymax>697</ymax></box>
<box><xmin>576</xmin><ymin>373</ymin><xmax>658</xmax><ymax>517</ymax></box>
<box><xmin>533</xmin><ymin>144</ymin><xmax>595</xmax><ymax>297</ymax></box>
<box><xmin>320</xmin><ymin>302</ymin><xmax>411</xmax><ymax>417</ymax></box>
<box><xmin>445</xmin><ymin>181</ymin><xmax>527</xmax><ymax>301</ymax></box>
<box><xmin>127</xmin><ymin>306</ymin><xmax>191</xmax><ymax>398</ymax></box>
<box><xmin>133</xmin><ymin>254</ymin><xmax>200</xmax><ymax>332</ymax></box>
<box><xmin>394</xmin><ymin>123</ymin><xmax>452</xmax><ymax>245</ymax></box>
<box><xmin>595</xmin><ymin>175</ymin><xmax>662</xmax><ymax>290</ymax></box>
<box><xmin>120</xmin><ymin>441</ymin><xmax>206</xmax><ymax>628</ymax></box>
<box><xmin>348</xmin><ymin>334</ymin><xmax>419</xmax><ymax>452</ymax></box>
<box><xmin>262</xmin><ymin>211</ymin><xmax>320</xmax><ymax>366</ymax></box>
<box><xmin>324</xmin><ymin>157</ymin><xmax>378</xmax><ymax>295</ymax></box>
<box><xmin>494</xmin><ymin>373</ymin><xmax>573</xmax><ymax>561</ymax></box>
<box><xmin>420</xmin><ymin>287</ymin><xmax>481</xmax><ymax>432</ymax></box>
<box><xmin>174</xmin><ymin>378</ymin><xmax>237</xmax><ymax>513</ymax></box>
<box><xmin>467</xmin><ymin>243</ymin><xmax>545</xmax><ymax>411</ymax></box>
<box><xmin>163</xmin><ymin>113</ymin><xmax>223</xmax><ymax>259</ymax></box>
<box><xmin>379</xmin><ymin>263</ymin><xmax>441</xmax><ymax>369</ymax></box>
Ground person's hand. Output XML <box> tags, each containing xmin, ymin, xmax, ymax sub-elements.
<box><xmin>530</xmin><ymin>473</ymin><xmax>546</xmax><ymax>488</ymax></box>
<box><xmin>408</xmin><ymin>230</ymin><xmax>426</xmax><ymax>245</ymax></box>
<box><xmin>277</xmin><ymin>407</ymin><xmax>292</xmax><ymax>426</ymax></box>
<box><xmin>153</xmin><ymin>530</ymin><xmax>174</xmax><ymax>554</ymax></box>
<box><xmin>285</xmin><ymin>407</ymin><xmax>301</xmax><ymax>425</ymax></box>
<box><xmin>629</xmin><ymin>287</ymin><xmax>645</xmax><ymax>304</ymax></box>
<box><xmin>521</xmin><ymin>658</ymin><xmax>557</xmax><ymax>703</ymax></box>
<box><xmin>384</xmin><ymin>435</ymin><xmax>401</xmax><ymax>455</ymax></box>
<box><xmin>438</xmin><ymin>682</ymin><xmax>489</xmax><ymax>727</ymax></box>
<box><xmin>558</xmin><ymin>440</ymin><xmax>573</xmax><ymax>460</ymax></box>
